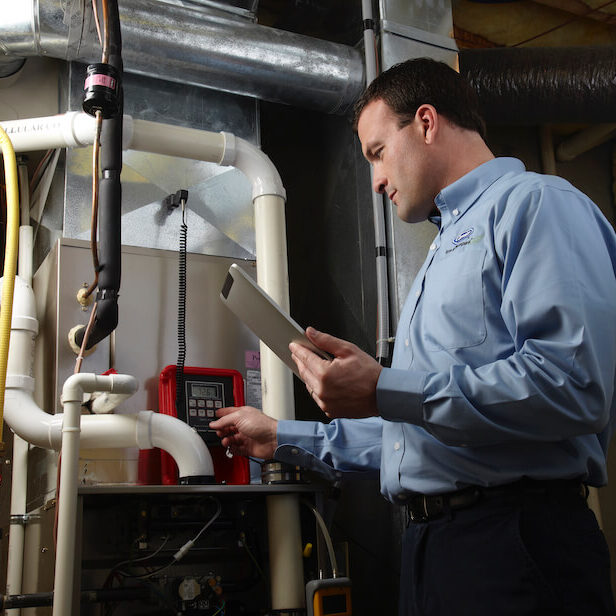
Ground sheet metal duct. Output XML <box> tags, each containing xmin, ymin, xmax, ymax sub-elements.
<box><xmin>460</xmin><ymin>46</ymin><xmax>616</xmax><ymax>125</ymax></box>
<box><xmin>0</xmin><ymin>0</ymin><xmax>364</xmax><ymax>115</ymax></box>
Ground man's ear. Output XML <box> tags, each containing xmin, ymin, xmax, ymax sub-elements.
<box><xmin>415</xmin><ymin>104</ymin><xmax>438</xmax><ymax>144</ymax></box>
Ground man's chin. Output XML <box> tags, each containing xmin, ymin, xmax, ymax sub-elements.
<box><xmin>396</xmin><ymin>202</ymin><xmax>434</xmax><ymax>224</ymax></box>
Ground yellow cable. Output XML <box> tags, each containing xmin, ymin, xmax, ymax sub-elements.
<box><xmin>0</xmin><ymin>126</ymin><xmax>20</xmax><ymax>451</ymax></box>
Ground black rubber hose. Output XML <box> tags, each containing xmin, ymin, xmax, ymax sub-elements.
<box><xmin>74</xmin><ymin>0</ymin><xmax>123</xmax><ymax>350</ymax></box>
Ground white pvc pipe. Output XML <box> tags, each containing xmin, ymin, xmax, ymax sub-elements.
<box><xmin>0</xmin><ymin>114</ymin><xmax>287</xmax><ymax>201</ymax></box>
<box><xmin>129</xmin><ymin>118</ymin><xmax>225</xmax><ymax>165</ymax></box>
<box><xmin>252</xmin><ymin>194</ymin><xmax>304</xmax><ymax>609</ymax></box>
<box><xmin>6</xmin><ymin>163</ymin><xmax>34</xmax><ymax>616</ymax></box>
<box><xmin>5</xmin><ymin>434</ymin><xmax>28</xmax><ymax>616</ymax></box>
<box><xmin>51</xmin><ymin>373</ymin><xmax>217</xmax><ymax>616</ymax></box>
<box><xmin>17</xmin><ymin>227</ymin><xmax>33</xmax><ymax>286</ymax></box>
<box><xmin>53</xmin><ymin>390</ymin><xmax>82</xmax><ymax>616</ymax></box>
<box><xmin>52</xmin><ymin>373</ymin><xmax>143</xmax><ymax>616</ymax></box>
<box><xmin>0</xmin><ymin>112</ymin><xmax>98</xmax><ymax>151</ymax></box>
<box><xmin>221</xmin><ymin>132</ymin><xmax>286</xmax><ymax>200</ymax></box>
<box><xmin>0</xmin><ymin>110</ymin><xmax>300</xmax><ymax>611</ymax></box>
<box><xmin>3</xmin><ymin>386</ymin><xmax>214</xmax><ymax>479</ymax></box>
<box><xmin>253</xmin><ymin>195</ymin><xmax>294</xmax><ymax>421</ymax></box>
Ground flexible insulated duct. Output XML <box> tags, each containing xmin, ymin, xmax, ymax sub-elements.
<box><xmin>459</xmin><ymin>47</ymin><xmax>616</xmax><ymax>125</ymax></box>
<box><xmin>0</xmin><ymin>0</ymin><xmax>364</xmax><ymax>115</ymax></box>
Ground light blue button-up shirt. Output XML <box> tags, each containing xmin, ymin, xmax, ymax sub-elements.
<box><xmin>276</xmin><ymin>158</ymin><xmax>616</xmax><ymax>501</ymax></box>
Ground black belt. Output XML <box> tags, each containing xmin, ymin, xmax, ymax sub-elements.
<box><xmin>405</xmin><ymin>478</ymin><xmax>588</xmax><ymax>524</ymax></box>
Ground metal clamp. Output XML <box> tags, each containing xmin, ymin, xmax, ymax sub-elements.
<box><xmin>10</xmin><ymin>513</ymin><xmax>40</xmax><ymax>526</ymax></box>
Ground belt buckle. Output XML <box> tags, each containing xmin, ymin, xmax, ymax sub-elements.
<box><xmin>408</xmin><ymin>495</ymin><xmax>429</xmax><ymax>523</ymax></box>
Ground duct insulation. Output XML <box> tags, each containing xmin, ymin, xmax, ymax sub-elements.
<box><xmin>460</xmin><ymin>47</ymin><xmax>616</xmax><ymax>125</ymax></box>
<box><xmin>0</xmin><ymin>0</ymin><xmax>364</xmax><ymax>115</ymax></box>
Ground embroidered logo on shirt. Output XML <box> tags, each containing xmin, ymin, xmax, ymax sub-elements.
<box><xmin>446</xmin><ymin>230</ymin><xmax>484</xmax><ymax>254</ymax></box>
<box><xmin>453</xmin><ymin>228</ymin><xmax>474</xmax><ymax>245</ymax></box>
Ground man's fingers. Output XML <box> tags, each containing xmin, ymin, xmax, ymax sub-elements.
<box><xmin>210</xmin><ymin>409</ymin><xmax>240</xmax><ymax>433</ymax></box>
<box><xmin>305</xmin><ymin>327</ymin><xmax>349</xmax><ymax>355</ymax></box>
<box><xmin>215</xmin><ymin>406</ymin><xmax>240</xmax><ymax>418</ymax></box>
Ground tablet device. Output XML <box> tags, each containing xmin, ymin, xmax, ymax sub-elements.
<box><xmin>220</xmin><ymin>263</ymin><xmax>331</xmax><ymax>378</ymax></box>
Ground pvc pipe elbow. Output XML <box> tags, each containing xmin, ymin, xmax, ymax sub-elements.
<box><xmin>3</xmin><ymin>387</ymin><xmax>60</xmax><ymax>449</ymax></box>
<box><xmin>149</xmin><ymin>413</ymin><xmax>215</xmax><ymax>479</ymax></box>
<box><xmin>61</xmin><ymin>373</ymin><xmax>138</xmax><ymax>404</ymax></box>
<box><xmin>221</xmin><ymin>132</ymin><xmax>286</xmax><ymax>201</ymax></box>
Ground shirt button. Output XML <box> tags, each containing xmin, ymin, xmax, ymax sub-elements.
<box><xmin>404</xmin><ymin>339</ymin><xmax>409</xmax><ymax>347</ymax></box>
<box><xmin>429</xmin><ymin>243</ymin><xmax>436</xmax><ymax>251</ymax></box>
<box><xmin>453</xmin><ymin>208</ymin><xmax>460</xmax><ymax>216</ymax></box>
<box><xmin>394</xmin><ymin>442</ymin><xmax>401</xmax><ymax>451</ymax></box>
<box><xmin>415</xmin><ymin>290</ymin><xmax>421</xmax><ymax>297</ymax></box>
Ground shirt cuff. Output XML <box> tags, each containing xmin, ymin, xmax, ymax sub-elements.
<box><xmin>376</xmin><ymin>367</ymin><xmax>429</xmax><ymax>424</ymax></box>
<box><xmin>275</xmin><ymin>420</ymin><xmax>343</xmax><ymax>484</ymax></box>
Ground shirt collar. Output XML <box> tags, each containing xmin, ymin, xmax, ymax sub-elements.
<box><xmin>433</xmin><ymin>157</ymin><xmax>525</xmax><ymax>228</ymax></box>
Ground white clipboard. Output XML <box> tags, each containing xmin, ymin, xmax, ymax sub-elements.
<box><xmin>220</xmin><ymin>263</ymin><xmax>331</xmax><ymax>378</ymax></box>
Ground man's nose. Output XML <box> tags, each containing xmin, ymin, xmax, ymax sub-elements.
<box><xmin>372</xmin><ymin>173</ymin><xmax>386</xmax><ymax>194</ymax></box>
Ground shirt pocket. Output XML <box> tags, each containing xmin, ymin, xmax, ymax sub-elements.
<box><xmin>421</xmin><ymin>247</ymin><xmax>487</xmax><ymax>351</ymax></box>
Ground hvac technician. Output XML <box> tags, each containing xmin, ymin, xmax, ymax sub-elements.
<box><xmin>211</xmin><ymin>58</ymin><xmax>616</xmax><ymax>615</ymax></box>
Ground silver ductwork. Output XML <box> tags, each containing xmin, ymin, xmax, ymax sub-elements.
<box><xmin>0</xmin><ymin>0</ymin><xmax>365</xmax><ymax>114</ymax></box>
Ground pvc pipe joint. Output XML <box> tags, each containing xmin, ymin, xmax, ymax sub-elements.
<box><xmin>221</xmin><ymin>131</ymin><xmax>286</xmax><ymax>201</ymax></box>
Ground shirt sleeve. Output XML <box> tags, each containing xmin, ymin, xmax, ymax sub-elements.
<box><xmin>274</xmin><ymin>416</ymin><xmax>382</xmax><ymax>480</ymax></box>
<box><xmin>377</xmin><ymin>184</ymin><xmax>616</xmax><ymax>447</ymax></box>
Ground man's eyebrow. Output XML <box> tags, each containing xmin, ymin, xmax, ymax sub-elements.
<box><xmin>363</xmin><ymin>141</ymin><xmax>380</xmax><ymax>160</ymax></box>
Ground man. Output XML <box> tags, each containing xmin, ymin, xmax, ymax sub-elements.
<box><xmin>211</xmin><ymin>58</ymin><xmax>616</xmax><ymax>615</ymax></box>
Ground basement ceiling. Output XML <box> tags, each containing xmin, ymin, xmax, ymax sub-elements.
<box><xmin>258</xmin><ymin>0</ymin><xmax>616</xmax><ymax>49</ymax></box>
<box><xmin>453</xmin><ymin>0</ymin><xmax>616</xmax><ymax>48</ymax></box>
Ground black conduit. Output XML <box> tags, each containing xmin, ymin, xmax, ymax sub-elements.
<box><xmin>459</xmin><ymin>46</ymin><xmax>616</xmax><ymax>125</ymax></box>
<box><xmin>75</xmin><ymin>0</ymin><xmax>123</xmax><ymax>350</ymax></box>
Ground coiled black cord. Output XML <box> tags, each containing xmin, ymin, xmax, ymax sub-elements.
<box><xmin>176</xmin><ymin>198</ymin><xmax>188</xmax><ymax>415</ymax></box>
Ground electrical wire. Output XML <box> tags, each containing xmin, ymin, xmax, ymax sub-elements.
<box><xmin>101</xmin><ymin>0</ymin><xmax>110</xmax><ymax>64</ymax></box>
<box><xmin>211</xmin><ymin>601</ymin><xmax>226</xmax><ymax>616</ymax></box>
<box><xmin>92</xmin><ymin>0</ymin><xmax>103</xmax><ymax>47</ymax></box>
<box><xmin>74</xmin><ymin>301</ymin><xmax>99</xmax><ymax>374</ymax></box>
<box><xmin>110</xmin><ymin>535</ymin><xmax>171</xmax><ymax>574</ymax></box>
<box><xmin>512</xmin><ymin>0</ymin><xmax>616</xmax><ymax>47</ymax></box>
<box><xmin>28</xmin><ymin>149</ymin><xmax>53</xmax><ymax>196</ymax></box>
<box><xmin>117</xmin><ymin>497</ymin><xmax>222</xmax><ymax>580</ymax></box>
<box><xmin>239</xmin><ymin>532</ymin><xmax>267</xmax><ymax>583</ymax></box>
<box><xmin>176</xmin><ymin>199</ymin><xmax>188</xmax><ymax>416</ymax></box>
<box><xmin>301</xmin><ymin>499</ymin><xmax>338</xmax><ymax>578</ymax></box>
<box><xmin>83</xmin><ymin>0</ymin><xmax>109</xmax><ymax>302</ymax></box>
<box><xmin>83</xmin><ymin>110</ymin><xmax>103</xmax><ymax>300</ymax></box>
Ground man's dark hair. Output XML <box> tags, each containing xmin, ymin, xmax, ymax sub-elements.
<box><xmin>353</xmin><ymin>58</ymin><xmax>486</xmax><ymax>139</ymax></box>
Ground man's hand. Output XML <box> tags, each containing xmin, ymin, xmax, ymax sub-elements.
<box><xmin>290</xmin><ymin>327</ymin><xmax>382</xmax><ymax>419</ymax></box>
<box><xmin>210</xmin><ymin>406</ymin><xmax>278</xmax><ymax>459</ymax></box>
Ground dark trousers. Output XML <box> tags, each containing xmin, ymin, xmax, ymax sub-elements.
<box><xmin>399</xmin><ymin>492</ymin><xmax>616</xmax><ymax>615</ymax></box>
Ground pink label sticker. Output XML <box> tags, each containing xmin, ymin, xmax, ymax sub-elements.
<box><xmin>245</xmin><ymin>350</ymin><xmax>260</xmax><ymax>370</ymax></box>
<box><xmin>85</xmin><ymin>74</ymin><xmax>116</xmax><ymax>90</ymax></box>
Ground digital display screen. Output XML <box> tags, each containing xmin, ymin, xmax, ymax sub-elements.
<box><xmin>321</xmin><ymin>594</ymin><xmax>347</xmax><ymax>615</ymax></box>
<box><xmin>190</xmin><ymin>383</ymin><xmax>221</xmax><ymax>399</ymax></box>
